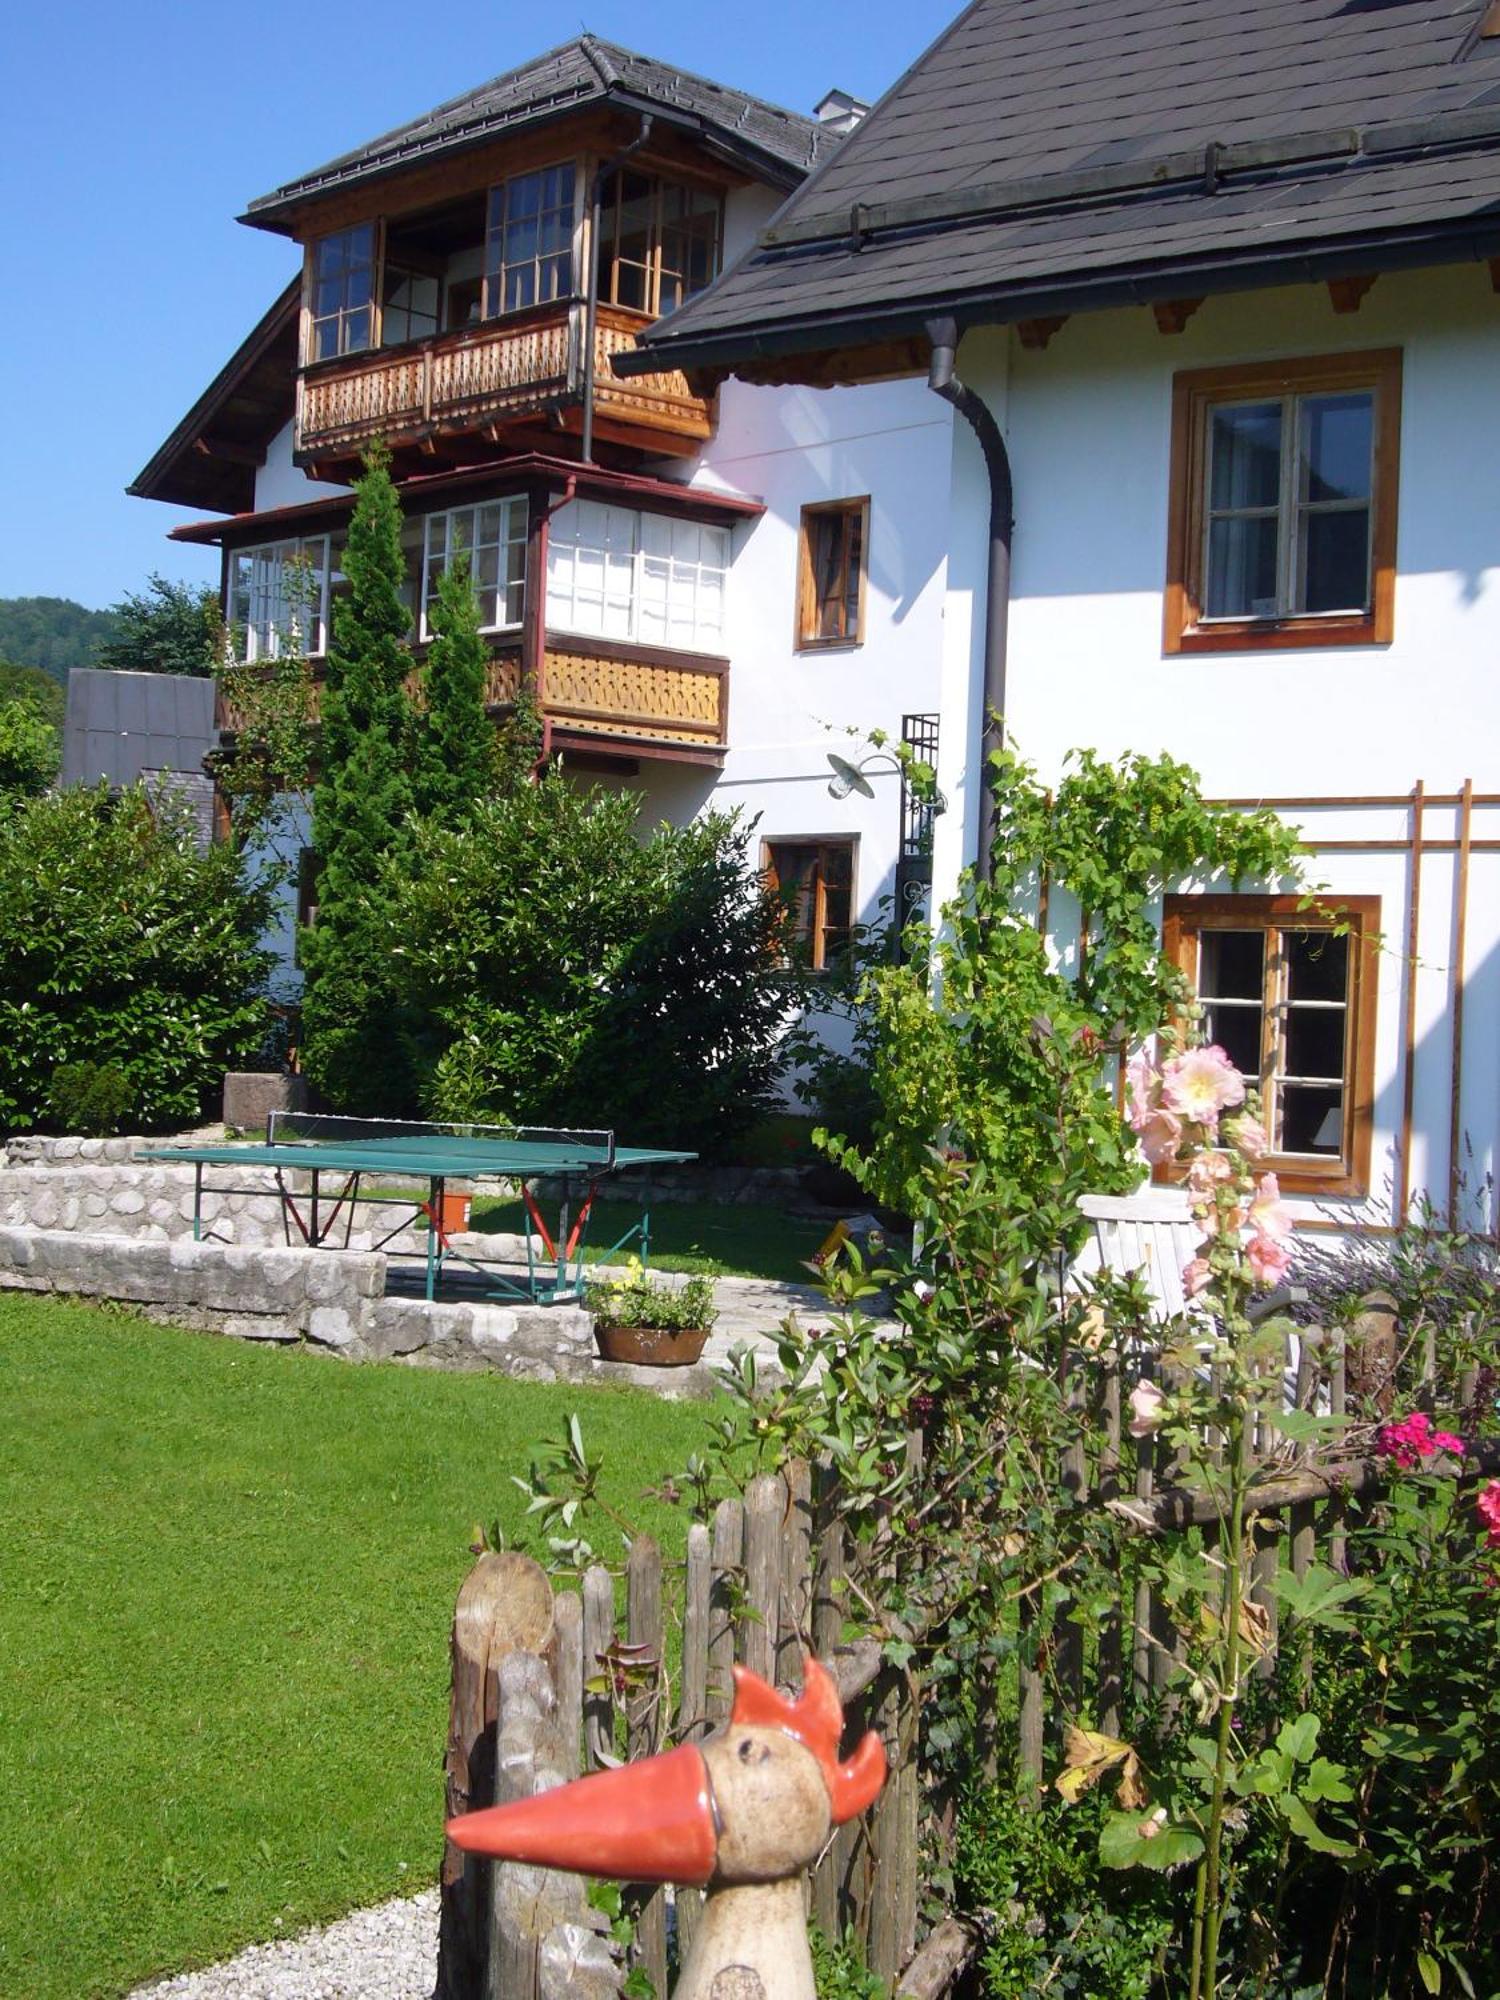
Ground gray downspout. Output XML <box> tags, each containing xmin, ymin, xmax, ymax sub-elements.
<box><xmin>581</xmin><ymin>116</ymin><xmax>654</xmax><ymax>464</ymax></box>
<box><xmin>926</xmin><ymin>316</ymin><xmax>1013</xmax><ymax>883</ymax></box>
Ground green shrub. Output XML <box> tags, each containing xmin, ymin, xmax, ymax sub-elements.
<box><xmin>0</xmin><ymin>698</ymin><xmax>60</xmax><ymax>807</ymax></box>
<box><xmin>0</xmin><ymin>784</ymin><xmax>272</xmax><ymax>1135</ymax></box>
<box><xmin>45</xmin><ymin>1061</ymin><xmax>134</xmax><ymax>1137</ymax></box>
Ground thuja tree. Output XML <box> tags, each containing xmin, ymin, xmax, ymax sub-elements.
<box><xmin>299</xmin><ymin>451</ymin><xmax>420</xmax><ymax>1113</ymax></box>
<box><xmin>410</xmin><ymin>551</ymin><xmax>496</xmax><ymax>823</ymax></box>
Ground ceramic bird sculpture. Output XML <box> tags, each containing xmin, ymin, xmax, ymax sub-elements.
<box><xmin>448</xmin><ymin>1653</ymin><xmax>886</xmax><ymax>2000</ymax></box>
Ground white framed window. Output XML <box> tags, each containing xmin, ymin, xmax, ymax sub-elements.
<box><xmin>545</xmin><ymin>501</ymin><xmax>729</xmax><ymax>652</ymax></box>
<box><xmin>421</xmin><ymin>500</ymin><xmax>529</xmax><ymax>637</ymax></box>
<box><xmin>229</xmin><ymin>537</ymin><xmax>332</xmax><ymax>663</ymax></box>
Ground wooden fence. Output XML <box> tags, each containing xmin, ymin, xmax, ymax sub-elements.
<box><xmin>435</xmin><ymin>1295</ymin><xmax>1494</xmax><ymax>1999</ymax></box>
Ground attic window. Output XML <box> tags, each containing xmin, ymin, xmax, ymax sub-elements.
<box><xmin>308</xmin><ymin>226</ymin><xmax>375</xmax><ymax>362</ymax></box>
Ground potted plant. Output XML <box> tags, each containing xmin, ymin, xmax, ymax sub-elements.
<box><xmin>586</xmin><ymin>1261</ymin><xmax>718</xmax><ymax>1367</ymax></box>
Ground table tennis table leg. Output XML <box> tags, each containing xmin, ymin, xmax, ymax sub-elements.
<box><xmin>193</xmin><ymin>1161</ymin><xmax>203</xmax><ymax>1244</ymax></box>
<box><xmin>426</xmin><ymin>1177</ymin><xmax>442</xmax><ymax>1302</ymax></box>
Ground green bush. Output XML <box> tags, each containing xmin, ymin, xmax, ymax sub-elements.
<box><xmin>45</xmin><ymin>1061</ymin><xmax>134</xmax><ymax>1137</ymax></box>
<box><xmin>0</xmin><ymin>785</ymin><xmax>272</xmax><ymax>1135</ymax></box>
<box><xmin>0</xmin><ymin>698</ymin><xmax>60</xmax><ymax>807</ymax></box>
<box><xmin>382</xmin><ymin>774</ymin><xmax>802</xmax><ymax>1155</ymax></box>
<box><xmin>584</xmin><ymin>1266</ymin><xmax>716</xmax><ymax>1332</ymax></box>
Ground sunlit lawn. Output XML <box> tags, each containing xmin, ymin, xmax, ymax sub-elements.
<box><xmin>470</xmin><ymin>1194</ymin><xmax>830</xmax><ymax>1285</ymax></box>
<box><xmin>0</xmin><ymin>1295</ymin><xmax>712</xmax><ymax>2000</ymax></box>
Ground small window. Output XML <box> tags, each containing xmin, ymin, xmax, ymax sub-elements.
<box><xmin>545</xmin><ymin>501</ymin><xmax>729</xmax><ymax>653</ymax></box>
<box><xmin>380</xmin><ymin>263</ymin><xmax>440</xmax><ymax>346</ymax></box>
<box><xmin>228</xmin><ymin>537</ymin><xmax>332</xmax><ymax>663</ymax></box>
<box><xmin>595</xmin><ymin>171</ymin><xmax>722</xmax><ymax>319</ymax></box>
<box><xmin>764</xmin><ymin>839</ymin><xmax>856</xmax><ymax>972</ymax></box>
<box><xmin>484</xmin><ymin>165</ymin><xmax>577</xmax><ymax>318</ymax></box>
<box><xmin>797</xmin><ymin>499</ymin><xmax>869</xmax><ymax>650</ymax></box>
<box><xmin>1162</xmin><ymin>895</ymin><xmax>1379</xmax><ymax>1195</ymax></box>
<box><xmin>1166</xmin><ymin>350</ymin><xmax>1400</xmax><ymax>653</ymax></box>
<box><xmin>421</xmin><ymin>500</ymin><xmax>529</xmax><ymax>637</ymax></box>
<box><xmin>307</xmin><ymin>226</ymin><xmax>376</xmax><ymax>362</ymax></box>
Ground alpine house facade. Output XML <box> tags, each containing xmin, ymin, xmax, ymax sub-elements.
<box><xmin>131</xmin><ymin>38</ymin><xmax>956</xmax><ymax>995</ymax></box>
<box><xmin>628</xmin><ymin>0</ymin><xmax>1500</xmax><ymax>1239</ymax></box>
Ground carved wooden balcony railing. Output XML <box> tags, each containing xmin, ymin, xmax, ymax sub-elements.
<box><xmin>220</xmin><ymin>636</ymin><xmax>726</xmax><ymax>764</ymax></box>
<box><xmin>295</xmin><ymin>301</ymin><xmax>712</xmax><ymax>460</ymax></box>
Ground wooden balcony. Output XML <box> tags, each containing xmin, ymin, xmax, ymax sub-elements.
<box><xmin>295</xmin><ymin>302</ymin><xmax>713</xmax><ymax>463</ymax></box>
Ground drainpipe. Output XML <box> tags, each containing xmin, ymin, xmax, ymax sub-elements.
<box><xmin>581</xmin><ymin>116</ymin><xmax>655</xmax><ymax>464</ymax></box>
<box><xmin>925</xmin><ymin>316</ymin><xmax>1014</xmax><ymax>884</ymax></box>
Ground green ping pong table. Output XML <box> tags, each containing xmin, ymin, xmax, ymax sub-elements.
<box><xmin>141</xmin><ymin>1112</ymin><xmax>696</xmax><ymax>1304</ymax></box>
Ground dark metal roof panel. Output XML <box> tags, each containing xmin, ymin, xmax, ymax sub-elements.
<box><xmin>245</xmin><ymin>36</ymin><xmax>832</xmax><ymax>220</ymax></box>
<box><xmin>61</xmin><ymin>670</ymin><xmax>217</xmax><ymax>793</ymax></box>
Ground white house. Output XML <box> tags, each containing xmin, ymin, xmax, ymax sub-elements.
<box><xmin>632</xmin><ymin>0</ymin><xmax>1500</xmax><ymax>1237</ymax></box>
<box><xmin>130</xmin><ymin>39</ymin><xmax>955</xmax><ymax>1012</ymax></box>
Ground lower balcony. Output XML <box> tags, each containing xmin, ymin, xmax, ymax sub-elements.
<box><xmin>295</xmin><ymin>302</ymin><xmax>713</xmax><ymax>466</ymax></box>
<box><xmin>219</xmin><ymin>635</ymin><xmax>728</xmax><ymax>768</ymax></box>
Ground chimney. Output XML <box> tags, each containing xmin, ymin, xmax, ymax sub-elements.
<box><xmin>814</xmin><ymin>89</ymin><xmax>870</xmax><ymax>136</ymax></box>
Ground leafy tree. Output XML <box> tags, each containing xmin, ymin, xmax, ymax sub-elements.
<box><xmin>0</xmin><ymin>784</ymin><xmax>271</xmax><ymax>1134</ymax></box>
<box><xmin>96</xmin><ymin>574</ymin><xmax>218</xmax><ymax>678</ymax></box>
<box><xmin>0</xmin><ymin>700</ymin><xmax>60</xmax><ymax>808</ymax></box>
<box><xmin>0</xmin><ymin>597</ymin><xmax>117</xmax><ymax>681</ymax></box>
<box><xmin>299</xmin><ymin>452</ymin><xmax>419</xmax><ymax>1113</ymax></box>
<box><xmin>384</xmin><ymin>776</ymin><xmax>801</xmax><ymax>1155</ymax></box>
<box><xmin>0</xmin><ymin>660</ymin><xmax>65</xmax><ymax>728</ymax></box>
<box><xmin>410</xmin><ymin>552</ymin><xmax>496</xmax><ymax>822</ymax></box>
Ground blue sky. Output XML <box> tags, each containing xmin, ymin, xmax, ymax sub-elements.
<box><xmin>0</xmin><ymin>0</ymin><xmax>941</xmax><ymax>613</ymax></box>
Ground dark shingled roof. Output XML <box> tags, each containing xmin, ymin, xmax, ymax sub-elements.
<box><xmin>626</xmin><ymin>0</ymin><xmax>1500</xmax><ymax>373</ymax></box>
<box><xmin>245</xmin><ymin>35</ymin><xmax>833</xmax><ymax>227</ymax></box>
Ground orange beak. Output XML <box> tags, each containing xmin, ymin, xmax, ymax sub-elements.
<box><xmin>446</xmin><ymin>1740</ymin><xmax>718</xmax><ymax>1887</ymax></box>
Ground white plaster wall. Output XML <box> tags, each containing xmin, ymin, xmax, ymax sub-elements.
<box><xmin>253</xmin><ymin>420</ymin><xmax>350</xmax><ymax>514</ymax></box>
<box><xmin>942</xmin><ymin>265</ymin><xmax>1500</xmax><ymax>1227</ymax></box>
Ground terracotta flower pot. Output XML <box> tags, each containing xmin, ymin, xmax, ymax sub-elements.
<box><xmin>593</xmin><ymin>1321</ymin><xmax>709</xmax><ymax>1367</ymax></box>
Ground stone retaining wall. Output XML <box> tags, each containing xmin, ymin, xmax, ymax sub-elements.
<box><xmin>0</xmin><ymin>1228</ymin><xmax>737</xmax><ymax>1396</ymax></box>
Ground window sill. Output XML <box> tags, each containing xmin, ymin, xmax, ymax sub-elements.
<box><xmin>795</xmin><ymin>637</ymin><xmax>864</xmax><ymax>656</ymax></box>
<box><xmin>1167</xmin><ymin>613</ymin><xmax>1386</xmax><ymax>655</ymax></box>
<box><xmin>1156</xmin><ymin>1156</ymin><xmax>1367</xmax><ymax>1201</ymax></box>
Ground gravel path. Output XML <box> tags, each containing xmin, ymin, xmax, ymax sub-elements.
<box><xmin>128</xmin><ymin>1890</ymin><xmax>438</xmax><ymax>2000</ymax></box>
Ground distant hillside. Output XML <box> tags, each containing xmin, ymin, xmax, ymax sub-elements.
<box><xmin>0</xmin><ymin>597</ymin><xmax>119</xmax><ymax>684</ymax></box>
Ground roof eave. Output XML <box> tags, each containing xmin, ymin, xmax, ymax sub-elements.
<box><xmin>619</xmin><ymin>210</ymin><xmax>1500</xmax><ymax>380</ymax></box>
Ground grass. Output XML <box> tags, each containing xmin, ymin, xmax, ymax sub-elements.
<box><xmin>0</xmin><ymin>1294</ymin><xmax>714</xmax><ymax>2000</ymax></box>
<box><xmin>469</xmin><ymin>1194</ymin><xmax>830</xmax><ymax>1285</ymax></box>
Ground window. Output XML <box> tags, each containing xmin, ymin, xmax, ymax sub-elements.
<box><xmin>421</xmin><ymin>500</ymin><xmax>528</xmax><ymax>636</ymax></box>
<box><xmin>1166</xmin><ymin>350</ymin><xmax>1400</xmax><ymax>652</ymax></box>
<box><xmin>228</xmin><ymin>537</ymin><xmax>332</xmax><ymax>663</ymax></box>
<box><xmin>595</xmin><ymin>171</ymin><xmax>721</xmax><ymax>317</ymax></box>
<box><xmin>764</xmin><ymin>840</ymin><xmax>856</xmax><ymax>972</ymax></box>
<box><xmin>797</xmin><ymin>498</ymin><xmax>869</xmax><ymax>650</ymax></box>
<box><xmin>381</xmin><ymin>263</ymin><xmax>440</xmax><ymax>346</ymax></box>
<box><xmin>1162</xmin><ymin>895</ymin><xmax>1379</xmax><ymax>1195</ymax></box>
<box><xmin>483</xmin><ymin>165</ymin><xmax>577</xmax><ymax>317</ymax></box>
<box><xmin>546</xmin><ymin>501</ymin><xmax>729</xmax><ymax>652</ymax></box>
<box><xmin>308</xmin><ymin>226</ymin><xmax>376</xmax><ymax>362</ymax></box>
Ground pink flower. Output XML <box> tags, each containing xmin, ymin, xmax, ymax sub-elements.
<box><xmin>1128</xmin><ymin>1380</ymin><xmax>1166</xmax><ymax>1438</ymax></box>
<box><xmin>1126</xmin><ymin>1052</ymin><xmax>1159</xmax><ymax>1129</ymax></box>
<box><xmin>1478</xmin><ymin>1481</ymin><xmax>1500</xmax><ymax>1549</ymax></box>
<box><xmin>1136</xmin><ymin>1107</ymin><xmax>1184</xmax><ymax>1166</ymax></box>
<box><xmin>1246</xmin><ymin>1230</ymin><xmax>1293</xmax><ymax>1287</ymax></box>
<box><xmin>1182</xmin><ymin>1256</ymin><xmax>1213</xmax><ymax>1298</ymax></box>
<box><xmin>1161</xmin><ymin>1046</ymin><xmax>1246</xmax><ymax>1125</ymax></box>
<box><xmin>1247</xmin><ymin>1173</ymin><xmax>1294</xmax><ymax>1243</ymax></box>
<box><xmin>1186</xmin><ymin>1151</ymin><xmax>1234</xmax><ymax>1195</ymax></box>
<box><xmin>1376</xmin><ymin>1411</ymin><xmax>1467</xmax><ymax>1470</ymax></box>
<box><xmin>1225</xmin><ymin>1112</ymin><xmax>1269</xmax><ymax>1159</ymax></box>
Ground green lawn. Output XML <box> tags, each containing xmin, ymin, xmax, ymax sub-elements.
<box><xmin>469</xmin><ymin>1194</ymin><xmax>830</xmax><ymax>1285</ymax></box>
<box><xmin>0</xmin><ymin>1295</ymin><xmax>713</xmax><ymax>2000</ymax></box>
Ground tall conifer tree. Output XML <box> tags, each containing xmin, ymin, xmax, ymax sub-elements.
<box><xmin>411</xmin><ymin>551</ymin><xmax>494</xmax><ymax>823</ymax></box>
<box><xmin>300</xmin><ymin>450</ymin><xmax>419</xmax><ymax>1111</ymax></box>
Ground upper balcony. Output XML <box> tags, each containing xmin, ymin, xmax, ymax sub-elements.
<box><xmin>291</xmin><ymin>159</ymin><xmax>725</xmax><ymax>473</ymax></box>
<box><xmin>297</xmin><ymin>301</ymin><xmax>712</xmax><ymax>465</ymax></box>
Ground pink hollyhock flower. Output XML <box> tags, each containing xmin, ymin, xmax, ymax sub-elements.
<box><xmin>1128</xmin><ymin>1380</ymin><xmax>1166</xmax><ymax>1438</ymax></box>
<box><xmin>1246</xmin><ymin>1229</ymin><xmax>1293</xmax><ymax>1287</ymax></box>
<box><xmin>1225</xmin><ymin>1112</ymin><xmax>1269</xmax><ymax>1160</ymax></box>
<box><xmin>1126</xmin><ymin>1052</ymin><xmax>1160</xmax><ymax>1130</ymax></box>
<box><xmin>1161</xmin><ymin>1046</ymin><xmax>1247</xmax><ymax>1124</ymax></box>
<box><xmin>1182</xmin><ymin>1255</ymin><xmax>1213</xmax><ymax>1298</ymax></box>
<box><xmin>1187</xmin><ymin>1151</ymin><xmax>1235</xmax><ymax>1195</ymax></box>
<box><xmin>1247</xmin><ymin>1173</ymin><xmax>1294</xmax><ymax>1242</ymax></box>
<box><xmin>1137</xmin><ymin>1107</ymin><xmax>1184</xmax><ymax>1166</ymax></box>
<box><xmin>1477</xmin><ymin>1480</ymin><xmax>1500</xmax><ymax>1549</ymax></box>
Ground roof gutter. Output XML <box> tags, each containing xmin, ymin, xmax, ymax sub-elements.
<box><xmin>926</xmin><ymin>318</ymin><xmax>1011</xmax><ymax>884</ymax></box>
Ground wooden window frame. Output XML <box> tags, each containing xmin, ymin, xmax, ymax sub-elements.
<box><xmin>796</xmin><ymin>498</ymin><xmax>870</xmax><ymax>653</ymax></box>
<box><xmin>304</xmin><ymin>224</ymin><xmax>378</xmax><ymax>364</ymax></box>
<box><xmin>482</xmin><ymin>163</ymin><xmax>581</xmax><ymax>322</ymax></box>
<box><xmin>1164</xmin><ymin>349</ymin><xmax>1401</xmax><ymax>655</ymax></box>
<box><xmin>1161</xmin><ymin>894</ymin><xmax>1380</xmax><ymax>1197</ymax></box>
<box><xmin>762</xmin><ymin>837</ymin><xmax>858</xmax><ymax>974</ymax></box>
<box><xmin>594</xmin><ymin>170</ymin><xmax>723</xmax><ymax>320</ymax></box>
